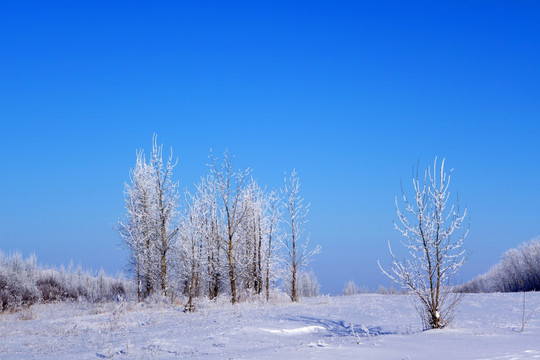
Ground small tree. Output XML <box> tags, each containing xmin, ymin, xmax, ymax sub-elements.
<box><xmin>379</xmin><ymin>158</ymin><xmax>469</xmax><ymax>329</ymax></box>
<box><xmin>343</xmin><ymin>281</ymin><xmax>359</xmax><ymax>296</ymax></box>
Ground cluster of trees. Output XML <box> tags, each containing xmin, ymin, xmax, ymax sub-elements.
<box><xmin>459</xmin><ymin>238</ymin><xmax>540</xmax><ymax>293</ymax></box>
<box><xmin>118</xmin><ymin>136</ymin><xmax>320</xmax><ymax>309</ymax></box>
<box><xmin>0</xmin><ymin>251</ymin><xmax>131</xmax><ymax>312</ymax></box>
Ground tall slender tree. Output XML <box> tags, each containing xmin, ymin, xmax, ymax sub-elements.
<box><xmin>209</xmin><ymin>151</ymin><xmax>250</xmax><ymax>304</ymax></box>
<box><xmin>118</xmin><ymin>150</ymin><xmax>156</xmax><ymax>300</ymax></box>
<box><xmin>282</xmin><ymin>169</ymin><xmax>320</xmax><ymax>302</ymax></box>
<box><xmin>149</xmin><ymin>135</ymin><xmax>180</xmax><ymax>296</ymax></box>
<box><xmin>179</xmin><ymin>190</ymin><xmax>206</xmax><ymax>311</ymax></box>
<box><xmin>264</xmin><ymin>190</ymin><xmax>282</xmax><ymax>301</ymax></box>
<box><xmin>118</xmin><ymin>135</ymin><xmax>180</xmax><ymax>299</ymax></box>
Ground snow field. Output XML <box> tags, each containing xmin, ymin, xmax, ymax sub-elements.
<box><xmin>1</xmin><ymin>293</ymin><xmax>539</xmax><ymax>359</ymax></box>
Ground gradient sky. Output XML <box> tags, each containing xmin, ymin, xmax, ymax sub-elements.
<box><xmin>1</xmin><ymin>2</ymin><xmax>539</xmax><ymax>294</ymax></box>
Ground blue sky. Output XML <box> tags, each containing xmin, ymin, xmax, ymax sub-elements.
<box><xmin>0</xmin><ymin>2</ymin><xmax>539</xmax><ymax>294</ymax></box>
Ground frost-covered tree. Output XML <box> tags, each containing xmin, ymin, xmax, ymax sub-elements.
<box><xmin>237</xmin><ymin>180</ymin><xmax>266</xmax><ymax>295</ymax></box>
<box><xmin>118</xmin><ymin>150</ymin><xmax>156</xmax><ymax>300</ymax></box>
<box><xmin>264</xmin><ymin>190</ymin><xmax>282</xmax><ymax>301</ymax></box>
<box><xmin>282</xmin><ymin>170</ymin><xmax>320</xmax><ymax>302</ymax></box>
<box><xmin>178</xmin><ymin>190</ymin><xmax>207</xmax><ymax>311</ymax></box>
<box><xmin>234</xmin><ymin>180</ymin><xmax>284</xmax><ymax>299</ymax></box>
<box><xmin>379</xmin><ymin>158</ymin><xmax>469</xmax><ymax>329</ymax></box>
<box><xmin>118</xmin><ymin>135</ymin><xmax>179</xmax><ymax>299</ymax></box>
<box><xmin>149</xmin><ymin>135</ymin><xmax>180</xmax><ymax>296</ymax></box>
<box><xmin>209</xmin><ymin>151</ymin><xmax>250</xmax><ymax>304</ymax></box>
<box><xmin>196</xmin><ymin>175</ymin><xmax>225</xmax><ymax>300</ymax></box>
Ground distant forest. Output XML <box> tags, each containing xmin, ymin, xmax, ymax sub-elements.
<box><xmin>459</xmin><ymin>238</ymin><xmax>540</xmax><ymax>293</ymax></box>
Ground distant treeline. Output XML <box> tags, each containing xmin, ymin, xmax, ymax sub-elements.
<box><xmin>458</xmin><ymin>238</ymin><xmax>540</xmax><ymax>293</ymax></box>
<box><xmin>0</xmin><ymin>250</ymin><xmax>321</xmax><ymax>313</ymax></box>
<box><xmin>0</xmin><ymin>252</ymin><xmax>132</xmax><ymax>312</ymax></box>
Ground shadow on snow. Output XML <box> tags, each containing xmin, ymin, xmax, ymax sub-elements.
<box><xmin>285</xmin><ymin>316</ymin><xmax>415</xmax><ymax>337</ymax></box>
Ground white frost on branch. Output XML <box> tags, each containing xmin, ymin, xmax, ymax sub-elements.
<box><xmin>379</xmin><ymin>157</ymin><xmax>469</xmax><ymax>329</ymax></box>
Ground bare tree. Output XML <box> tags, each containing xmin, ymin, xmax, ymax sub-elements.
<box><xmin>264</xmin><ymin>190</ymin><xmax>282</xmax><ymax>301</ymax></box>
<box><xmin>282</xmin><ymin>169</ymin><xmax>320</xmax><ymax>302</ymax></box>
<box><xmin>379</xmin><ymin>158</ymin><xmax>469</xmax><ymax>329</ymax></box>
<box><xmin>149</xmin><ymin>135</ymin><xmax>180</xmax><ymax>296</ymax></box>
<box><xmin>209</xmin><ymin>150</ymin><xmax>250</xmax><ymax>304</ymax></box>
<box><xmin>179</xmin><ymin>190</ymin><xmax>206</xmax><ymax>311</ymax></box>
<box><xmin>197</xmin><ymin>175</ymin><xmax>224</xmax><ymax>300</ymax></box>
<box><xmin>520</xmin><ymin>290</ymin><xmax>540</xmax><ymax>333</ymax></box>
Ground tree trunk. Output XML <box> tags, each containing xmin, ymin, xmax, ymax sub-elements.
<box><xmin>145</xmin><ymin>237</ymin><xmax>153</xmax><ymax>296</ymax></box>
<box><xmin>291</xmin><ymin>221</ymin><xmax>298</xmax><ymax>302</ymax></box>
<box><xmin>160</xmin><ymin>215</ymin><xmax>168</xmax><ymax>296</ymax></box>
<box><xmin>136</xmin><ymin>249</ymin><xmax>142</xmax><ymax>301</ymax></box>
<box><xmin>228</xmin><ymin>240</ymin><xmax>237</xmax><ymax>304</ymax></box>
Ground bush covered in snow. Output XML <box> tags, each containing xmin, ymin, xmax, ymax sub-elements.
<box><xmin>0</xmin><ymin>251</ymin><xmax>134</xmax><ymax>312</ymax></box>
<box><xmin>459</xmin><ymin>238</ymin><xmax>540</xmax><ymax>293</ymax></box>
<box><xmin>0</xmin><ymin>270</ymin><xmax>40</xmax><ymax>312</ymax></box>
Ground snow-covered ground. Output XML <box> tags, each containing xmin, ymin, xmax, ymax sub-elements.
<box><xmin>1</xmin><ymin>293</ymin><xmax>539</xmax><ymax>359</ymax></box>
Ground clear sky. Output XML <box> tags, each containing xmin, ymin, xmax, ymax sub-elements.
<box><xmin>1</xmin><ymin>2</ymin><xmax>539</xmax><ymax>294</ymax></box>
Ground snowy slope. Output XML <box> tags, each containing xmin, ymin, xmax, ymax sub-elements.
<box><xmin>1</xmin><ymin>293</ymin><xmax>539</xmax><ymax>359</ymax></box>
